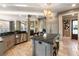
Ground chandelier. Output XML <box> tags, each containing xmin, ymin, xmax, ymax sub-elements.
<box><xmin>43</xmin><ymin>4</ymin><xmax>53</xmax><ymax>18</ymax></box>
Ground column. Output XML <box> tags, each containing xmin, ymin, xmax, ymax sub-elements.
<box><xmin>28</xmin><ymin>15</ymin><xmax>31</xmax><ymax>40</ymax></box>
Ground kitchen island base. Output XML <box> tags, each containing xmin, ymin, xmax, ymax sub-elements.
<box><xmin>32</xmin><ymin>34</ymin><xmax>59</xmax><ymax>56</ymax></box>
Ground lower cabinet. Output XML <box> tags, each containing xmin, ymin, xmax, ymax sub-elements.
<box><xmin>20</xmin><ymin>33</ymin><xmax>28</xmax><ymax>42</ymax></box>
<box><xmin>15</xmin><ymin>34</ymin><xmax>21</xmax><ymax>44</ymax></box>
<box><xmin>0</xmin><ymin>32</ymin><xmax>28</xmax><ymax>55</ymax></box>
<box><xmin>32</xmin><ymin>40</ymin><xmax>52</xmax><ymax>56</ymax></box>
<box><xmin>2</xmin><ymin>35</ymin><xmax>15</xmax><ymax>52</ymax></box>
<box><xmin>0</xmin><ymin>42</ymin><xmax>6</xmax><ymax>55</ymax></box>
<box><xmin>0</xmin><ymin>34</ymin><xmax>15</xmax><ymax>55</ymax></box>
<box><xmin>15</xmin><ymin>33</ymin><xmax>28</xmax><ymax>44</ymax></box>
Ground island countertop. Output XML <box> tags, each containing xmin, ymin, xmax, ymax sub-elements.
<box><xmin>32</xmin><ymin>34</ymin><xmax>59</xmax><ymax>44</ymax></box>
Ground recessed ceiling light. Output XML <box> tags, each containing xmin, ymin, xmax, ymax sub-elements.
<box><xmin>15</xmin><ymin>4</ymin><xmax>28</xmax><ymax>7</ymax></box>
<box><xmin>2</xmin><ymin>4</ymin><xmax>7</xmax><ymax>8</ymax></box>
<box><xmin>72</xmin><ymin>4</ymin><xmax>76</xmax><ymax>7</ymax></box>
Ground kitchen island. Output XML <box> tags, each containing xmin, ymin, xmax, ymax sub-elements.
<box><xmin>32</xmin><ymin>34</ymin><xmax>59</xmax><ymax>56</ymax></box>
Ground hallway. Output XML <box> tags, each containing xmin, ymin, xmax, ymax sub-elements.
<box><xmin>4</xmin><ymin>38</ymin><xmax>78</xmax><ymax>56</ymax></box>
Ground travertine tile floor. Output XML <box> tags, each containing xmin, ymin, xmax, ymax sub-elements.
<box><xmin>4</xmin><ymin>38</ymin><xmax>78</xmax><ymax>56</ymax></box>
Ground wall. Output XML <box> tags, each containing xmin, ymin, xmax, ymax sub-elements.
<box><xmin>51</xmin><ymin>14</ymin><xmax>59</xmax><ymax>34</ymax></box>
<box><xmin>0</xmin><ymin>21</ymin><xmax>10</xmax><ymax>33</ymax></box>
<box><xmin>46</xmin><ymin>12</ymin><xmax>59</xmax><ymax>34</ymax></box>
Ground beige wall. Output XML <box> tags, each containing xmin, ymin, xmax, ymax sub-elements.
<box><xmin>46</xmin><ymin>13</ymin><xmax>59</xmax><ymax>34</ymax></box>
<box><xmin>0</xmin><ymin>21</ymin><xmax>10</xmax><ymax>33</ymax></box>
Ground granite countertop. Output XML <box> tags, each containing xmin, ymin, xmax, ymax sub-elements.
<box><xmin>0</xmin><ymin>32</ymin><xmax>15</xmax><ymax>37</ymax></box>
<box><xmin>32</xmin><ymin>34</ymin><xmax>59</xmax><ymax>44</ymax></box>
<box><xmin>15</xmin><ymin>31</ymin><xmax>25</xmax><ymax>33</ymax></box>
<box><xmin>0</xmin><ymin>31</ymin><xmax>27</xmax><ymax>37</ymax></box>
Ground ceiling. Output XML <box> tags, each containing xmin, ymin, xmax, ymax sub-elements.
<box><xmin>0</xmin><ymin>3</ymin><xmax>79</xmax><ymax>21</ymax></box>
<box><xmin>0</xmin><ymin>3</ymin><xmax>79</xmax><ymax>13</ymax></box>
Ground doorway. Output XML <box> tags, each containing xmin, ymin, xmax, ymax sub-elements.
<box><xmin>71</xmin><ymin>19</ymin><xmax>78</xmax><ymax>40</ymax></box>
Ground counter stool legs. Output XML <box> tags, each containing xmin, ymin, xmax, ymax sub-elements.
<box><xmin>53</xmin><ymin>42</ymin><xmax>59</xmax><ymax>56</ymax></box>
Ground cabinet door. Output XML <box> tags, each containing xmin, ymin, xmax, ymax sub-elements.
<box><xmin>20</xmin><ymin>34</ymin><xmax>24</xmax><ymax>42</ymax></box>
<box><xmin>23</xmin><ymin>34</ymin><xmax>27</xmax><ymax>41</ymax></box>
<box><xmin>3</xmin><ymin>37</ymin><xmax>9</xmax><ymax>50</ymax></box>
<box><xmin>9</xmin><ymin>35</ymin><xmax>15</xmax><ymax>48</ymax></box>
<box><xmin>35</xmin><ymin>41</ymin><xmax>46</xmax><ymax>56</ymax></box>
<box><xmin>0</xmin><ymin>43</ymin><xmax>5</xmax><ymax>55</ymax></box>
<box><xmin>16</xmin><ymin>34</ymin><xmax>21</xmax><ymax>44</ymax></box>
